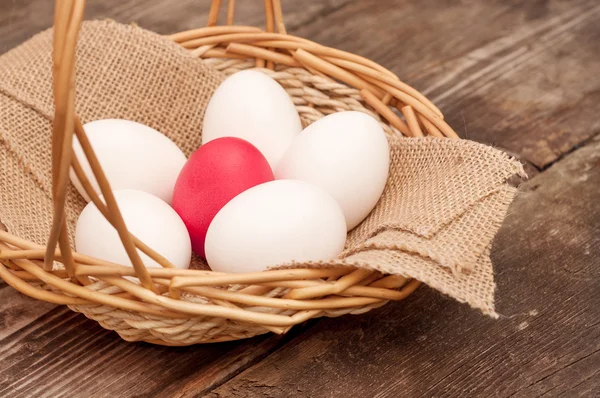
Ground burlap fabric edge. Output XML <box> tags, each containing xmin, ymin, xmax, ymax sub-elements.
<box><xmin>0</xmin><ymin>20</ymin><xmax>524</xmax><ymax>320</ymax></box>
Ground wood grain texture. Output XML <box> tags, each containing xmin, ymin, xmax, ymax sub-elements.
<box><xmin>0</xmin><ymin>0</ymin><xmax>350</xmax><ymax>53</ymax></box>
<box><xmin>0</xmin><ymin>304</ymin><xmax>313</xmax><ymax>398</ymax></box>
<box><xmin>289</xmin><ymin>0</ymin><xmax>600</xmax><ymax>169</ymax></box>
<box><xmin>0</xmin><ymin>0</ymin><xmax>598</xmax><ymax>397</ymax></box>
<box><xmin>208</xmin><ymin>137</ymin><xmax>600</xmax><ymax>397</ymax></box>
<box><xmin>0</xmin><ymin>285</ymin><xmax>56</xmax><ymax>340</ymax></box>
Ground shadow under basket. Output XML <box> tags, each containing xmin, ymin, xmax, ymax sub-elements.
<box><xmin>0</xmin><ymin>0</ymin><xmax>515</xmax><ymax>346</ymax></box>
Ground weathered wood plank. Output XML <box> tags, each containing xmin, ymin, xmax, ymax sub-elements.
<box><xmin>0</xmin><ymin>304</ymin><xmax>312</xmax><ymax>398</ymax></box>
<box><xmin>208</xmin><ymin>137</ymin><xmax>600</xmax><ymax>397</ymax></box>
<box><xmin>0</xmin><ymin>286</ymin><xmax>56</xmax><ymax>340</ymax></box>
<box><xmin>290</xmin><ymin>0</ymin><xmax>600</xmax><ymax>169</ymax></box>
<box><xmin>1</xmin><ymin>1</ymin><xmax>598</xmax><ymax>397</ymax></box>
<box><xmin>0</xmin><ymin>0</ymin><xmax>351</xmax><ymax>53</ymax></box>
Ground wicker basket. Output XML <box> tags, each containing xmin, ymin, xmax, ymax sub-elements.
<box><xmin>0</xmin><ymin>0</ymin><xmax>461</xmax><ymax>346</ymax></box>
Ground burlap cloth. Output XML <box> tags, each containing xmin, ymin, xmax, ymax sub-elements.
<box><xmin>0</xmin><ymin>20</ymin><xmax>524</xmax><ymax>318</ymax></box>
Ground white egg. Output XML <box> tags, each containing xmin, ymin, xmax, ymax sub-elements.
<box><xmin>275</xmin><ymin>111</ymin><xmax>390</xmax><ymax>231</ymax></box>
<box><xmin>75</xmin><ymin>189</ymin><xmax>191</xmax><ymax>270</ymax></box>
<box><xmin>205</xmin><ymin>180</ymin><xmax>346</xmax><ymax>273</ymax></box>
<box><xmin>202</xmin><ymin>70</ymin><xmax>302</xmax><ymax>170</ymax></box>
<box><xmin>70</xmin><ymin>119</ymin><xmax>187</xmax><ymax>204</ymax></box>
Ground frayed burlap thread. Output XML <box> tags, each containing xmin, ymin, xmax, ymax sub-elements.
<box><xmin>347</xmin><ymin>138</ymin><xmax>525</xmax><ymax>243</ymax></box>
<box><xmin>342</xmin><ymin>246</ymin><xmax>498</xmax><ymax>316</ymax></box>
<box><xmin>343</xmin><ymin>185</ymin><xmax>518</xmax><ymax>274</ymax></box>
<box><xmin>0</xmin><ymin>20</ymin><xmax>522</xmax><ymax>341</ymax></box>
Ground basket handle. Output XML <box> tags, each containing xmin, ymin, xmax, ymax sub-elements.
<box><xmin>207</xmin><ymin>0</ymin><xmax>287</xmax><ymax>34</ymax></box>
<box><xmin>47</xmin><ymin>0</ymin><xmax>158</xmax><ymax>292</ymax></box>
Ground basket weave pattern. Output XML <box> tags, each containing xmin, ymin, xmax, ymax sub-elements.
<box><xmin>0</xmin><ymin>0</ymin><xmax>483</xmax><ymax>345</ymax></box>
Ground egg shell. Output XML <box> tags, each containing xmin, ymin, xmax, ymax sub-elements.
<box><xmin>172</xmin><ymin>137</ymin><xmax>274</xmax><ymax>258</ymax></box>
<box><xmin>275</xmin><ymin>111</ymin><xmax>390</xmax><ymax>230</ymax></box>
<box><xmin>201</xmin><ymin>70</ymin><xmax>302</xmax><ymax>170</ymax></box>
<box><xmin>205</xmin><ymin>179</ymin><xmax>347</xmax><ymax>273</ymax></box>
<box><xmin>75</xmin><ymin>189</ymin><xmax>191</xmax><ymax>270</ymax></box>
<box><xmin>70</xmin><ymin>119</ymin><xmax>187</xmax><ymax>205</ymax></box>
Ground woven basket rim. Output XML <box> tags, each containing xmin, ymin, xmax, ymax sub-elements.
<box><xmin>0</xmin><ymin>0</ymin><xmax>461</xmax><ymax>345</ymax></box>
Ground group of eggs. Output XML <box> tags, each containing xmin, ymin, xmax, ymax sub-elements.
<box><xmin>74</xmin><ymin>70</ymin><xmax>390</xmax><ymax>274</ymax></box>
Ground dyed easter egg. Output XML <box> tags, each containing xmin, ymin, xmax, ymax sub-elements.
<box><xmin>172</xmin><ymin>137</ymin><xmax>274</xmax><ymax>257</ymax></box>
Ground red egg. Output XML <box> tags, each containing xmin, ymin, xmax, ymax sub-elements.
<box><xmin>172</xmin><ymin>137</ymin><xmax>274</xmax><ymax>258</ymax></box>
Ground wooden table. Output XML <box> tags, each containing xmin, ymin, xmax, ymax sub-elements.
<box><xmin>1</xmin><ymin>1</ymin><xmax>598</xmax><ymax>397</ymax></box>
